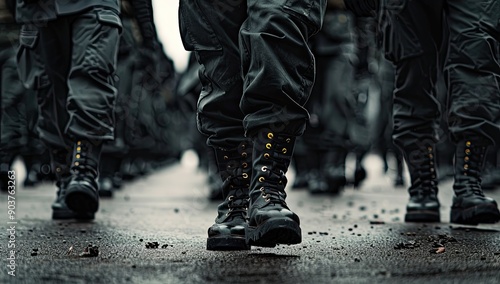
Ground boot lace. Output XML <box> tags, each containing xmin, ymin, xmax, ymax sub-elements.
<box><xmin>460</xmin><ymin>142</ymin><xmax>486</xmax><ymax>197</ymax></box>
<box><xmin>256</xmin><ymin>133</ymin><xmax>293</xmax><ymax>207</ymax></box>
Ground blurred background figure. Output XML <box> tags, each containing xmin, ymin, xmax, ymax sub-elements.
<box><xmin>0</xmin><ymin>0</ymin><xmax>52</xmax><ymax>192</ymax></box>
<box><xmin>174</xmin><ymin>52</ymin><xmax>224</xmax><ymax>201</ymax></box>
<box><xmin>294</xmin><ymin>5</ymin><xmax>358</xmax><ymax>195</ymax></box>
<box><xmin>99</xmin><ymin>0</ymin><xmax>184</xmax><ymax>198</ymax></box>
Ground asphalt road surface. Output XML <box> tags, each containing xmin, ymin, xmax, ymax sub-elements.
<box><xmin>1</xmin><ymin>152</ymin><xmax>500</xmax><ymax>283</ymax></box>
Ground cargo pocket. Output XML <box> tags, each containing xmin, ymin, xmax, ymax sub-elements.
<box><xmin>283</xmin><ymin>0</ymin><xmax>326</xmax><ymax>36</ymax></box>
<box><xmin>178</xmin><ymin>1</ymin><xmax>222</xmax><ymax>52</ymax></box>
<box><xmin>382</xmin><ymin>0</ymin><xmax>423</xmax><ymax>63</ymax></box>
<box><xmin>16</xmin><ymin>25</ymin><xmax>43</xmax><ymax>89</ymax></box>
<box><xmin>96</xmin><ymin>9</ymin><xmax>123</xmax><ymax>32</ymax></box>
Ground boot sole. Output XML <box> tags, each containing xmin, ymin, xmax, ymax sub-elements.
<box><xmin>65</xmin><ymin>183</ymin><xmax>99</xmax><ymax>214</ymax></box>
<box><xmin>405</xmin><ymin>210</ymin><xmax>440</xmax><ymax>223</ymax></box>
<box><xmin>451</xmin><ymin>203</ymin><xmax>500</xmax><ymax>225</ymax></box>
<box><xmin>246</xmin><ymin>218</ymin><xmax>301</xmax><ymax>247</ymax></box>
<box><xmin>206</xmin><ymin>236</ymin><xmax>250</xmax><ymax>251</ymax></box>
<box><xmin>52</xmin><ymin>209</ymin><xmax>95</xmax><ymax>220</ymax></box>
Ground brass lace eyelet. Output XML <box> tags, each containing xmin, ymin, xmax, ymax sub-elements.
<box><xmin>242</xmin><ymin>173</ymin><xmax>249</xmax><ymax>179</ymax></box>
<box><xmin>267</xmin><ymin>133</ymin><xmax>274</xmax><ymax>139</ymax></box>
<box><xmin>228</xmin><ymin>195</ymin><xmax>234</xmax><ymax>201</ymax></box>
<box><xmin>466</xmin><ymin>141</ymin><xmax>471</xmax><ymax>147</ymax></box>
<box><xmin>259</xmin><ymin>177</ymin><xmax>265</xmax><ymax>182</ymax></box>
<box><xmin>242</xmin><ymin>162</ymin><xmax>248</xmax><ymax>168</ymax></box>
<box><xmin>282</xmin><ymin>148</ymin><xmax>287</xmax><ymax>154</ymax></box>
<box><xmin>266</xmin><ymin>143</ymin><xmax>272</xmax><ymax>149</ymax></box>
<box><xmin>264</xmin><ymin>153</ymin><xmax>270</xmax><ymax>159</ymax></box>
<box><xmin>261</xmin><ymin>166</ymin><xmax>267</xmax><ymax>172</ymax></box>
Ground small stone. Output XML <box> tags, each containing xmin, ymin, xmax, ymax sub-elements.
<box><xmin>354</xmin><ymin>258</ymin><xmax>361</xmax><ymax>262</ymax></box>
<box><xmin>31</xmin><ymin>252</ymin><xmax>38</xmax><ymax>256</ymax></box>
<box><xmin>430</xmin><ymin>247</ymin><xmax>445</xmax><ymax>254</ymax></box>
<box><xmin>79</xmin><ymin>244</ymin><xmax>99</xmax><ymax>257</ymax></box>
<box><xmin>174</xmin><ymin>208</ymin><xmax>180</xmax><ymax>213</ymax></box>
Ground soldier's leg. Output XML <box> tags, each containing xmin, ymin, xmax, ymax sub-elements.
<box><xmin>39</xmin><ymin>8</ymin><xmax>121</xmax><ymax>216</ymax></box>
<box><xmin>0</xmin><ymin>49</ymin><xmax>26</xmax><ymax>191</ymax></box>
<box><xmin>313</xmin><ymin>9</ymin><xmax>358</xmax><ymax>194</ymax></box>
<box><xmin>445</xmin><ymin>0</ymin><xmax>500</xmax><ymax>224</ymax></box>
<box><xmin>385</xmin><ymin>0</ymin><xmax>445</xmax><ymax>222</ymax></box>
<box><xmin>240</xmin><ymin>0</ymin><xmax>327</xmax><ymax>247</ymax></box>
<box><xmin>179</xmin><ymin>0</ymin><xmax>251</xmax><ymax>250</ymax></box>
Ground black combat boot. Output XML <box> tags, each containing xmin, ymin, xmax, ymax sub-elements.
<box><xmin>207</xmin><ymin>148</ymin><xmax>224</xmax><ymax>201</ymax></box>
<box><xmin>306</xmin><ymin>149</ymin><xmax>328</xmax><ymax>194</ymax></box>
<box><xmin>450</xmin><ymin>140</ymin><xmax>500</xmax><ymax>225</ymax></box>
<box><xmin>1</xmin><ymin>163</ymin><xmax>12</xmax><ymax>192</ymax></box>
<box><xmin>50</xmin><ymin>148</ymin><xmax>94</xmax><ymax>220</ymax></box>
<box><xmin>316</xmin><ymin>148</ymin><xmax>347</xmax><ymax>194</ymax></box>
<box><xmin>64</xmin><ymin>140</ymin><xmax>102</xmax><ymax>215</ymax></box>
<box><xmin>352</xmin><ymin>150</ymin><xmax>367</xmax><ymax>188</ymax></box>
<box><xmin>0</xmin><ymin>155</ymin><xmax>14</xmax><ymax>192</ymax></box>
<box><xmin>207</xmin><ymin>141</ymin><xmax>252</xmax><ymax>250</ymax></box>
<box><xmin>394</xmin><ymin>150</ymin><xmax>406</xmax><ymax>187</ymax></box>
<box><xmin>402</xmin><ymin>143</ymin><xmax>440</xmax><ymax>222</ymax></box>
<box><xmin>246</xmin><ymin>132</ymin><xmax>301</xmax><ymax>247</ymax></box>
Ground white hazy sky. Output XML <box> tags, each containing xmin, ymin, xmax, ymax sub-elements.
<box><xmin>152</xmin><ymin>0</ymin><xmax>190</xmax><ymax>72</ymax></box>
